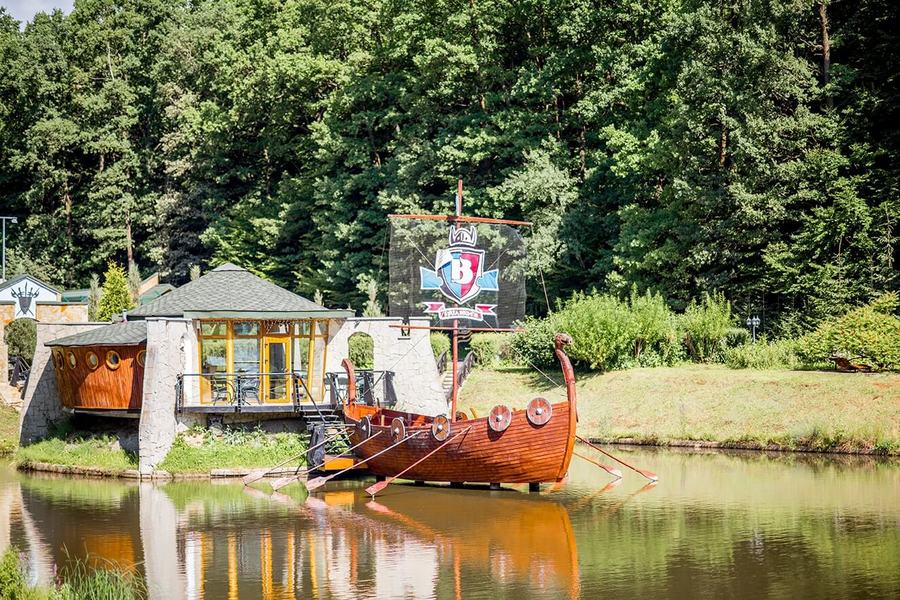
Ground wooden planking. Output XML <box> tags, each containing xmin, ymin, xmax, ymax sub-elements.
<box><xmin>345</xmin><ymin>401</ymin><xmax>575</xmax><ymax>483</ymax></box>
<box><xmin>52</xmin><ymin>345</ymin><xmax>145</xmax><ymax>410</ymax></box>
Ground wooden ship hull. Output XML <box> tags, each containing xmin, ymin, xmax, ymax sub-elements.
<box><xmin>340</xmin><ymin>335</ymin><xmax>577</xmax><ymax>485</ymax></box>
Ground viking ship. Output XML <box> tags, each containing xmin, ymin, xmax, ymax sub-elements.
<box><xmin>333</xmin><ymin>180</ymin><xmax>578</xmax><ymax>490</ymax></box>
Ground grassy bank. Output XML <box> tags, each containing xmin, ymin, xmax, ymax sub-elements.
<box><xmin>158</xmin><ymin>428</ymin><xmax>307</xmax><ymax>473</ymax></box>
<box><xmin>459</xmin><ymin>365</ymin><xmax>900</xmax><ymax>453</ymax></box>
<box><xmin>0</xmin><ymin>404</ymin><xmax>17</xmax><ymax>455</ymax></box>
<box><xmin>14</xmin><ymin>424</ymin><xmax>308</xmax><ymax>475</ymax></box>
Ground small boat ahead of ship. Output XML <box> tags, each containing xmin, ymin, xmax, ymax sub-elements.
<box><xmin>323</xmin><ymin>180</ymin><xmax>579</xmax><ymax>491</ymax></box>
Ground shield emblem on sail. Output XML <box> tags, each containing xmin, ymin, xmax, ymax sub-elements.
<box><xmin>436</xmin><ymin>248</ymin><xmax>484</xmax><ymax>305</ymax></box>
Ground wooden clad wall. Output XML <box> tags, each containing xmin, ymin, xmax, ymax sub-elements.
<box><xmin>51</xmin><ymin>345</ymin><xmax>145</xmax><ymax>410</ymax></box>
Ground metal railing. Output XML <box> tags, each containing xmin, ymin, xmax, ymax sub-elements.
<box><xmin>325</xmin><ymin>369</ymin><xmax>397</xmax><ymax>408</ymax></box>
<box><xmin>436</xmin><ymin>350</ymin><xmax>449</xmax><ymax>374</ymax></box>
<box><xmin>8</xmin><ymin>355</ymin><xmax>30</xmax><ymax>387</ymax></box>
<box><xmin>445</xmin><ymin>351</ymin><xmax>477</xmax><ymax>400</ymax></box>
<box><xmin>175</xmin><ymin>372</ymin><xmax>317</xmax><ymax>412</ymax></box>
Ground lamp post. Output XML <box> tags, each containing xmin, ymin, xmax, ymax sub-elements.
<box><xmin>1</xmin><ymin>216</ymin><xmax>17</xmax><ymax>282</ymax></box>
<box><xmin>746</xmin><ymin>315</ymin><xmax>761</xmax><ymax>343</ymax></box>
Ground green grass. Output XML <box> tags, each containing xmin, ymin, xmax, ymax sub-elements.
<box><xmin>1</xmin><ymin>547</ymin><xmax>145</xmax><ymax>600</ymax></box>
<box><xmin>0</xmin><ymin>404</ymin><xmax>18</xmax><ymax>455</ymax></box>
<box><xmin>16</xmin><ymin>433</ymin><xmax>138</xmax><ymax>473</ymax></box>
<box><xmin>459</xmin><ymin>365</ymin><xmax>900</xmax><ymax>453</ymax></box>
<box><xmin>158</xmin><ymin>427</ymin><xmax>308</xmax><ymax>473</ymax></box>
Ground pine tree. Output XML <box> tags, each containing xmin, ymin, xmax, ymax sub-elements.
<box><xmin>96</xmin><ymin>263</ymin><xmax>134</xmax><ymax>322</ymax></box>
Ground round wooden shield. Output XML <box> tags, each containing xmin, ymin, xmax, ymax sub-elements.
<box><xmin>488</xmin><ymin>405</ymin><xmax>512</xmax><ymax>432</ymax></box>
<box><xmin>431</xmin><ymin>414</ymin><xmax>451</xmax><ymax>441</ymax></box>
<box><xmin>455</xmin><ymin>411</ymin><xmax>469</xmax><ymax>421</ymax></box>
<box><xmin>526</xmin><ymin>397</ymin><xmax>552</xmax><ymax>426</ymax></box>
<box><xmin>357</xmin><ymin>415</ymin><xmax>372</xmax><ymax>439</ymax></box>
<box><xmin>391</xmin><ymin>417</ymin><xmax>406</xmax><ymax>442</ymax></box>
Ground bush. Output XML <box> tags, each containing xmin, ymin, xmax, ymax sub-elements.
<box><xmin>679</xmin><ymin>292</ymin><xmax>734</xmax><ymax>363</ymax></box>
<box><xmin>509</xmin><ymin>315</ymin><xmax>559</xmax><ymax>368</ymax></box>
<box><xmin>725</xmin><ymin>339</ymin><xmax>800</xmax><ymax>370</ymax></box>
<box><xmin>469</xmin><ymin>333</ymin><xmax>510</xmax><ymax>367</ymax></box>
<box><xmin>348</xmin><ymin>333</ymin><xmax>374</xmax><ymax>369</ymax></box>
<box><xmin>4</xmin><ymin>318</ymin><xmax>36</xmax><ymax>361</ymax></box>
<box><xmin>796</xmin><ymin>292</ymin><xmax>900</xmax><ymax>371</ymax></box>
<box><xmin>430</xmin><ymin>332</ymin><xmax>450</xmax><ymax>360</ymax></box>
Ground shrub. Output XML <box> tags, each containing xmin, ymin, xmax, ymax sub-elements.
<box><xmin>725</xmin><ymin>339</ymin><xmax>800</xmax><ymax>370</ymax></box>
<box><xmin>553</xmin><ymin>292</ymin><xmax>636</xmax><ymax>371</ymax></box>
<box><xmin>796</xmin><ymin>292</ymin><xmax>900</xmax><ymax>371</ymax></box>
<box><xmin>469</xmin><ymin>333</ymin><xmax>510</xmax><ymax>367</ymax></box>
<box><xmin>4</xmin><ymin>318</ymin><xmax>36</xmax><ymax>361</ymax></box>
<box><xmin>679</xmin><ymin>292</ymin><xmax>733</xmax><ymax>363</ymax></box>
<box><xmin>509</xmin><ymin>315</ymin><xmax>558</xmax><ymax>368</ymax></box>
<box><xmin>348</xmin><ymin>333</ymin><xmax>374</xmax><ymax>369</ymax></box>
<box><xmin>430</xmin><ymin>332</ymin><xmax>450</xmax><ymax>360</ymax></box>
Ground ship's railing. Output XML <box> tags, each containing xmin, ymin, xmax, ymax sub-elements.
<box><xmin>325</xmin><ymin>369</ymin><xmax>397</xmax><ymax>408</ymax></box>
<box><xmin>175</xmin><ymin>371</ymin><xmax>320</xmax><ymax>412</ymax></box>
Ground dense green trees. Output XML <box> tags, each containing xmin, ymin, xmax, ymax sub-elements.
<box><xmin>0</xmin><ymin>1</ymin><xmax>897</xmax><ymax>332</ymax></box>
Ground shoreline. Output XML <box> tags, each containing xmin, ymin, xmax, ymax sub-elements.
<box><xmin>11</xmin><ymin>437</ymin><xmax>896</xmax><ymax>481</ymax></box>
<box><xmin>588</xmin><ymin>438</ymin><xmax>900</xmax><ymax>457</ymax></box>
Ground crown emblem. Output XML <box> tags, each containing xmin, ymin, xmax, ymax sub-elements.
<box><xmin>448</xmin><ymin>225</ymin><xmax>477</xmax><ymax>247</ymax></box>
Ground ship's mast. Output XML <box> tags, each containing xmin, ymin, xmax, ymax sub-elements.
<box><xmin>450</xmin><ymin>178</ymin><xmax>463</xmax><ymax>422</ymax></box>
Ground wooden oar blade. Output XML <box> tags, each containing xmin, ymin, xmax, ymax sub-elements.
<box><xmin>305</xmin><ymin>476</ymin><xmax>327</xmax><ymax>492</ymax></box>
<box><xmin>638</xmin><ymin>469</ymin><xmax>659</xmax><ymax>482</ymax></box>
<box><xmin>271</xmin><ymin>475</ymin><xmax>299</xmax><ymax>491</ymax></box>
<box><xmin>364</xmin><ymin>479</ymin><xmax>390</xmax><ymax>498</ymax></box>
<box><xmin>242</xmin><ymin>468</ymin><xmax>269</xmax><ymax>486</ymax></box>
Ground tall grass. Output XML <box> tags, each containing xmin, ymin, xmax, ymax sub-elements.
<box><xmin>0</xmin><ymin>548</ymin><xmax>145</xmax><ymax>600</ymax></box>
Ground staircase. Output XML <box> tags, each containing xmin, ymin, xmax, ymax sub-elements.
<box><xmin>0</xmin><ymin>382</ymin><xmax>22</xmax><ymax>410</ymax></box>
<box><xmin>441</xmin><ymin>365</ymin><xmax>458</xmax><ymax>398</ymax></box>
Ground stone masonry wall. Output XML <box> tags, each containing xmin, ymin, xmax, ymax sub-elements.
<box><xmin>138</xmin><ymin>318</ymin><xmax>193</xmax><ymax>474</ymax></box>
<box><xmin>19</xmin><ymin>322</ymin><xmax>104</xmax><ymax>444</ymax></box>
<box><xmin>327</xmin><ymin>317</ymin><xmax>447</xmax><ymax>416</ymax></box>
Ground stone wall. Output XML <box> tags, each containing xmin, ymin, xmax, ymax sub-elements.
<box><xmin>19</xmin><ymin>322</ymin><xmax>104</xmax><ymax>444</ymax></box>
<box><xmin>138</xmin><ymin>318</ymin><xmax>194</xmax><ymax>474</ymax></box>
<box><xmin>327</xmin><ymin>318</ymin><xmax>447</xmax><ymax>416</ymax></box>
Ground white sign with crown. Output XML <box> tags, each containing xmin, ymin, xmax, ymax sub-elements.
<box><xmin>419</xmin><ymin>225</ymin><xmax>499</xmax><ymax>321</ymax></box>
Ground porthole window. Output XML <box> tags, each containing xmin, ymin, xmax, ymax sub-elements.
<box><xmin>137</xmin><ymin>350</ymin><xmax>146</xmax><ymax>368</ymax></box>
<box><xmin>106</xmin><ymin>350</ymin><xmax>121</xmax><ymax>370</ymax></box>
<box><xmin>67</xmin><ymin>351</ymin><xmax>77</xmax><ymax>369</ymax></box>
<box><xmin>86</xmin><ymin>352</ymin><xmax>100</xmax><ymax>370</ymax></box>
<box><xmin>53</xmin><ymin>350</ymin><xmax>64</xmax><ymax>369</ymax></box>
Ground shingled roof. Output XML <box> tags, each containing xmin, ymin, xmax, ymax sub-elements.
<box><xmin>127</xmin><ymin>263</ymin><xmax>352</xmax><ymax>319</ymax></box>
<box><xmin>46</xmin><ymin>321</ymin><xmax>147</xmax><ymax>347</ymax></box>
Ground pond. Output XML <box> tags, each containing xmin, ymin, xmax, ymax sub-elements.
<box><xmin>1</xmin><ymin>447</ymin><xmax>898</xmax><ymax>599</ymax></box>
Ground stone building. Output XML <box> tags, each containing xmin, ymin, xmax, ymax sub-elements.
<box><xmin>19</xmin><ymin>263</ymin><xmax>446</xmax><ymax>474</ymax></box>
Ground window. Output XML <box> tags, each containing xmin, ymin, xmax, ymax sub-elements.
<box><xmin>233</xmin><ymin>321</ymin><xmax>258</xmax><ymax>336</ymax></box>
<box><xmin>86</xmin><ymin>352</ymin><xmax>99</xmax><ymax>370</ymax></box>
<box><xmin>53</xmin><ymin>350</ymin><xmax>64</xmax><ymax>369</ymax></box>
<box><xmin>266</xmin><ymin>321</ymin><xmax>290</xmax><ymax>335</ymax></box>
<box><xmin>106</xmin><ymin>350</ymin><xmax>121</xmax><ymax>370</ymax></box>
<box><xmin>136</xmin><ymin>350</ymin><xmax>146</xmax><ymax>368</ymax></box>
<box><xmin>200</xmin><ymin>321</ymin><xmax>227</xmax><ymax>336</ymax></box>
<box><xmin>67</xmin><ymin>351</ymin><xmax>77</xmax><ymax>369</ymax></box>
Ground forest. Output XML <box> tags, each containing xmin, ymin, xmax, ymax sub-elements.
<box><xmin>0</xmin><ymin>0</ymin><xmax>897</xmax><ymax>334</ymax></box>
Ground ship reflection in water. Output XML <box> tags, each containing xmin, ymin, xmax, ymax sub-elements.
<box><xmin>3</xmin><ymin>449</ymin><xmax>900</xmax><ymax>599</ymax></box>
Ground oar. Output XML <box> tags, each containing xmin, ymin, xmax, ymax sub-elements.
<box><xmin>242</xmin><ymin>428</ymin><xmax>348</xmax><ymax>486</ymax></box>
<box><xmin>364</xmin><ymin>427</ymin><xmax>472</xmax><ymax>498</ymax></box>
<box><xmin>574</xmin><ymin>451</ymin><xmax>623</xmax><ymax>479</ymax></box>
<box><xmin>305</xmin><ymin>431</ymin><xmax>424</xmax><ymax>492</ymax></box>
<box><xmin>269</xmin><ymin>431</ymin><xmax>385</xmax><ymax>491</ymax></box>
<box><xmin>576</xmin><ymin>435</ymin><xmax>659</xmax><ymax>482</ymax></box>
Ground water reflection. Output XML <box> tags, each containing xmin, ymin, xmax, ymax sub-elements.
<box><xmin>1</xmin><ymin>447</ymin><xmax>899</xmax><ymax>599</ymax></box>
